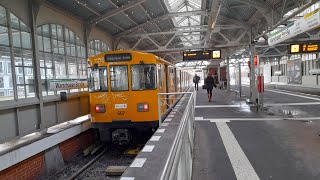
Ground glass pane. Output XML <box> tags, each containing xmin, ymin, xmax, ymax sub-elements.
<box><xmin>0</xmin><ymin>6</ymin><xmax>7</xmax><ymax>26</ymax></box>
<box><xmin>110</xmin><ymin>66</ymin><xmax>128</xmax><ymax>91</ymax></box>
<box><xmin>40</xmin><ymin>67</ymin><xmax>45</xmax><ymax>79</ymax></box>
<box><xmin>12</xmin><ymin>29</ymin><xmax>21</xmax><ymax>47</ymax></box>
<box><xmin>54</xmin><ymin>54</ymin><xmax>66</xmax><ymax>79</ymax></box>
<box><xmin>38</xmin><ymin>35</ymin><xmax>44</xmax><ymax>51</ymax></box>
<box><xmin>77</xmin><ymin>45</ymin><xmax>81</xmax><ymax>57</ymax></box>
<box><xmin>23</xmin><ymin>50</ymin><xmax>33</xmax><ymax>66</ymax></box>
<box><xmin>17</xmin><ymin>85</ymin><xmax>25</xmax><ymax>99</ymax></box>
<box><xmin>131</xmin><ymin>64</ymin><xmax>156</xmax><ymax>90</ymax></box>
<box><xmin>0</xmin><ymin>46</ymin><xmax>11</xmax><ymax>59</ymax></box>
<box><xmin>52</xmin><ymin>39</ymin><xmax>58</xmax><ymax>54</ymax></box>
<box><xmin>71</xmin><ymin>44</ymin><xmax>76</xmax><ymax>57</ymax></box>
<box><xmin>58</xmin><ymin>41</ymin><xmax>64</xmax><ymax>54</ymax></box>
<box><xmin>45</xmin><ymin>53</ymin><xmax>53</xmax><ymax>68</ymax></box>
<box><xmin>42</xmin><ymin>84</ymin><xmax>48</xmax><ymax>96</ymax></box>
<box><xmin>69</xmin><ymin>31</ymin><xmax>75</xmax><ymax>44</ymax></box>
<box><xmin>24</xmin><ymin>68</ymin><xmax>34</xmax><ymax>80</ymax></box>
<box><xmin>65</xmin><ymin>28</ymin><xmax>69</xmax><ymax>43</ymax></box>
<box><xmin>0</xmin><ymin>26</ymin><xmax>9</xmax><ymax>45</ymax></box>
<box><xmin>42</xmin><ymin>25</ymin><xmax>50</xmax><ymax>38</ymax></box>
<box><xmin>20</xmin><ymin>21</ymin><xmax>29</xmax><ymax>32</ymax></box>
<box><xmin>51</xmin><ymin>24</ymin><xmax>57</xmax><ymax>39</ymax></box>
<box><xmin>46</xmin><ymin>68</ymin><xmax>54</xmax><ymax>78</ymax></box>
<box><xmin>81</xmin><ymin>46</ymin><xmax>86</xmax><ymax>58</ymax></box>
<box><xmin>88</xmin><ymin>67</ymin><xmax>108</xmax><ymax>92</ymax></box>
<box><xmin>43</xmin><ymin>37</ymin><xmax>51</xmax><ymax>52</ymax></box>
<box><xmin>10</xmin><ymin>13</ymin><xmax>19</xmax><ymax>29</ymax></box>
<box><xmin>37</xmin><ymin>26</ymin><xmax>42</xmax><ymax>35</ymax></box>
<box><xmin>65</xmin><ymin>42</ymin><xmax>71</xmax><ymax>55</ymax></box>
<box><xmin>26</xmin><ymin>85</ymin><xmax>35</xmax><ymax>98</ymax></box>
<box><xmin>0</xmin><ymin>61</ymin><xmax>3</xmax><ymax>74</ymax></box>
<box><xmin>7</xmin><ymin>62</ymin><xmax>11</xmax><ymax>74</ymax></box>
<box><xmin>68</xmin><ymin>57</ymin><xmax>78</xmax><ymax>79</ymax></box>
<box><xmin>16</xmin><ymin>74</ymin><xmax>24</xmax><ymax>84</ymax></box>
<box><xmin>57</xmin><ymin>25</ymin><xmax>63</xmax><ymax>41</ymax></box>
<box><xmin>21</xmin><ymin>32</ymin><xmax>31</xmax><ymax>49</ymax></box>
<box><xmin>89</xmin><ymin>48</ymin><xmax>94</xmax><ymax>57</ymax></box>
<box><xmin>39</xmin><ymin>52</ymin><xmax>45</xmax><ymax>67</ymax></box>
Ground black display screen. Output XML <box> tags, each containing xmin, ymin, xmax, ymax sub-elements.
<box><xmin>183</xmin><ymin>50</ymin><xmax>221</xmax><ymax>61</ymax></box>
<box><xmin>289</xmin><ymin>43</ymin><xmax>320</xmax><ymax>54</ymax></box>
<box><xmin>105</xmin><ymin>53</ymin><xmax>132</xmax><ymax>62</ymax></box>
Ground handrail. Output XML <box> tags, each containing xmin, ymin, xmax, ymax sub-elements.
<box><xmin>157</xmin><ymin>91</ymin><xmax>196</xmax><ymax>180</ymax></box>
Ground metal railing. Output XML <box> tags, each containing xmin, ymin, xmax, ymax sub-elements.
<box><xmin>157</xmin><ymin>91</ymin><xmax>196</xmax><ymax>180</ymax></box>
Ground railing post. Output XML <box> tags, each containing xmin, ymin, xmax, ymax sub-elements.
<box><xmin>158</xmin><ymin>93</ymin><xmax>162</xmax><ymax>127</ymax></box>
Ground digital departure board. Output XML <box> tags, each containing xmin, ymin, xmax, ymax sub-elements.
<box><xmin>289</xmin><ymin>43</ymin><xmax>320</xmax><ymax>54</ymax></box>
<box><xmin>183</xmin><ymin>50</ymin><xmax>221</xmax><ymax>61</ymax></box>
<box><xmin>105</xmin><ymin>53</ymin><xmax>132</xmax><ymax>62</ymax></box>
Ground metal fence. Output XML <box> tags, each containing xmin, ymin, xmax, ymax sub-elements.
<box><xmin>158</xmin><ymin>91</ymin><xmax>196</xmax><ymax>180</ymax></box>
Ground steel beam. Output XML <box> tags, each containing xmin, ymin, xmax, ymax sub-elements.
<box><xmin>90</xmin><ymin>0</ymin><xmax>146</xmax><ymax>24</ymax></box>
<box><xmin>115</xmin><ymin>10</ymin><xmax>209</xmax><ymax>38</ymax></box>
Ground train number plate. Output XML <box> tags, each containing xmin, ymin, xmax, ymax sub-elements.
<box><xmin>115</xmin><ymin>104</ymin><xmax>127</xmax><ymax>109</ymax></box>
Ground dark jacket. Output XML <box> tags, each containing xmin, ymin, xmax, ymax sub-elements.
<box><xmin>205</xmin><ymin>76</ymin><xmax>215</xmax><ymax>89</ymax></box>
<box><xmin>193</xmin><ymin>75</ymin><xmax>200</xmax><ymax>83</ymax></box>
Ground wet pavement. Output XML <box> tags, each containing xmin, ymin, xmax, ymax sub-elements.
<box><xmin>192</xmin><ymin>86</ymin><xmax>320</xmax><ymax>180</ymax></box>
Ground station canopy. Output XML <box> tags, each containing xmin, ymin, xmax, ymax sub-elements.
<box><xmin>46</xmin><ymin>0</ymin><xmax>316</xmax><ymax>66</ymax></box>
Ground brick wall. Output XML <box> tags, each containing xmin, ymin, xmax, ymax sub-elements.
<box><xmin>0</xmin><ymin>129</ymin><xmax>95</xmax><ymax>179</ymax></box>
<box><xmin>59</xmin><ymin>129</ymin><xmax>95</xmax><ymax>161</ymax></box>
<box><xmin>0</xmin><ymin>152</ymin><xmax>45</xmax><ymax>180</ymax></box>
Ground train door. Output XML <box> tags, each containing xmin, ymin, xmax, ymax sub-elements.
<box><xmin>109</xmin><ymin>65</ymin><xmax>130</xmax><ymax>121</ymax></box>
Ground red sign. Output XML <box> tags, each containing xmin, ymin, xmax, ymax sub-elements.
<box><xmin>254</xmin><ymin>55</ymin><xmax>259</xmax><ymax>66</ymax></box>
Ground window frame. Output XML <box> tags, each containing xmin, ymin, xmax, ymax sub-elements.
<box><xmin>110</xmin><ymin>65</ymin><xmax>129</xmax><ymax>92</ymax></box>
<box><xmin>131</xmin><ymin>64</ymin><xmax>157</xmax><ymax>91</ymax></box>
<box><xmin>88</xmin><ymin>66</ymin><xmax>108</xmax><ymax>93</ymax></box>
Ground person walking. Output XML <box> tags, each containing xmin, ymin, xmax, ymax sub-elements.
<box><xmin>193</xmin><ymin>74</ymin><xmax>200</xmax><ymax>91</ymax></box>
<box><xmin>204</xmin><ymin>73</ymin><xmax>215</xmax><ymax>102</ymax></box>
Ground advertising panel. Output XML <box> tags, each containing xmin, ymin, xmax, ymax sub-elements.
<box><xmin>287</xmin><ymin>59</ymin><xmax>302</xmax><ymax>84</ymax></box>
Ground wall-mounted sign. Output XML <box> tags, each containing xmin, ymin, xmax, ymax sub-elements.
<box><xmin>268</xmin><ymin>8</ymin><xmax>320</xmax><ymax>46</ymax></box>
<box><xmin>48</xmin><ymin>79</ymin><xmax>87</xmax><ymax>91</ymax></box>
<box><xmin>289</xmin><ymin>43</ymin><xmax>320</xmax><ymax>54</ymax></box>
<box><xmin>105</xmin><ymin>53</ymin><xmax>132</xmax><ymax>62</ymax></box>
<box><xmin>183</xmin><ymin>49</ymin><xmax>221</xmax><ymax>61</ymax></box>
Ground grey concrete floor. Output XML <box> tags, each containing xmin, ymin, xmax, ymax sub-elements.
<box><xmin>192</xmin><ymin>87</ymin><xmax>320</xmax><ymax>180</ymax></box>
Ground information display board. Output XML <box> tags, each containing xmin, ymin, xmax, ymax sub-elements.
<box><xmin>105</xmin><ymin>53</ymin><xmax>132</xmax><ymax>62</ymax></box>
<box><xmin>289</xmin><ymin>43</ymin><xmax>320</xmax><ymax>54</ymax></box>
<box><xmin>183</xmin><ymin>50</ymin><xmax>221</xmax><ymax>61</ymax></box>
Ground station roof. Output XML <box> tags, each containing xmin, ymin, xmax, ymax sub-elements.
<box><xmin>45</xmin><ymin>0</ymin><xmax>313</xmax><ymax>63</ymax></box>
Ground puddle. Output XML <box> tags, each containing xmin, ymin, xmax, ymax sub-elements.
<box><xmin>263</xmin><ymin>106</ymin><xmax>306</xmax><ymax>118</ymax></box>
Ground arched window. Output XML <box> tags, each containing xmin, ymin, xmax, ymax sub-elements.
<box><xmin>37</xmin><ymin>24</ymin><xmax>87</xmax><ymax>95</ymax></box>
<box><xmin>0</xmin><ymin>6</ymin><xmax>33</xmax><ymax>101</ymax></box>
<box><xmin>88</xmin><ymin>39</ymin><xmax>110</xmax><ymax>57</ymax></box>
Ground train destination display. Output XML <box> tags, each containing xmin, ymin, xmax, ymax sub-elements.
<box><xmin>183</xmin><ymin>50</ymin><xmax>221</xmax><ymax>61</ymax></box>
<box><xmin>289</xmin><ymin>43</ymin><xmax>320</xmax><ymax>54</ymax></box>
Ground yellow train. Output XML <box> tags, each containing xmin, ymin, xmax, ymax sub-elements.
<box><xmin>88</xmin><ymin>50</ymin><xmax>191</xmax><ymax>143</ymax></box>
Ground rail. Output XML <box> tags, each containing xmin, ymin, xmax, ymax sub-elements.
<box><xmin>158</xmin><ymin>91</ymin><xmax>196</xmax><ymax>180</ymax></box>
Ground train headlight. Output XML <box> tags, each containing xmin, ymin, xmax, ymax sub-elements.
<box><xmin>137</xmin><ymin>103</ymin><xmax>149</xmax><ymax>112</ymax></box>
<box><xmin>95</xmin><ymin>104</ymin><xmax>105</xmax><ymax>113</ymax></box>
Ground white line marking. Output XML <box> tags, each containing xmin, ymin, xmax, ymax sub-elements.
<box><xmin>161</xmin><ymin>123</ymin><xmax>169</xmax><ymax>126</ymax></box>
<box><xmin>165</xmin><ymin>118</ymin><xmax>172</xmax><ymax>122</ymax></box>
<box><xmin>210</xmin><ymin>119</ymin><xmax>230</xmax><ymax>123</ymax></box>
<box><xmin>195</xmin><ymin>117</ymin><xmax>204</xmax><ymax>120</ymax></box>
<box><xmin>120</xmin><ymin>177</ymin><xmax>135</xmax><ymax>180</ymax></box>
<box><xmin>195</xmin><ymin>117</ymin><xmax>320</xmax><ymax>121</ymax></box>
<box><xmin>216</xmin><ymin>122</ymin><xmax>260</xmax><ymax>180</ymax></box>
<box><xmin>168</xmin><ymin>114</ymin><xmax>174</xmax><ymax>118</ymax></box>
<box><xmin>141</xmin><ymin>145</ymin><xmax>155</xmax><ymax>152</ymax></box>
<box><xmin>150</xmin><ymin>136</ymin><xmax>161</xmax><ymax>141</ymax></box>
<box><xmin>156</xmin><ymin>129</ymin><xmax>165</xmax><ymax>133</ymax></box>
<box><xmin>170</xmin><ymin>111</ymin><xmax>176</xmax><ymax>114</ymax></box>
<box><xmin>130</xmin><ymin>158</ymin><xmax>147</xmax><ymax>167</ymax></box>
<box><xmin>196</xmin><ymin>102</ymin><xmax>320</xmax><ymax>108</ymax></box>
<box><xmin>265</xmin><ymin>89</ymin><xmax>320</xmax><ymax>101</ymax></box>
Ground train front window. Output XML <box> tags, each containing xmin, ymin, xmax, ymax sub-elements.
<box><xmin>110</xmin><ymin>65</ymin><xmax>129</xmax><ymax>91</ymax></box>
<box><xmin>88</xmin><ymin>67</ymin><xmax>108</xmax><ymax>92</ymax></box>
<box><xmin>131</xmin><ymin>64</ymin><xmax>156</xmax><ymax>90</ymax></box>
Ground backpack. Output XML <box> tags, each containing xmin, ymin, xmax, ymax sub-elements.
<box><xmin>193</xmin><ymin>76</ymin><xmax>197</xmax><ymax>83</ymax></box>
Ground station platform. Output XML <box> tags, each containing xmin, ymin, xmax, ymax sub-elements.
<box><xmin>192</xmin><ymin>87</ymin><xmax>320</xmax><ymax>179</ymax></box>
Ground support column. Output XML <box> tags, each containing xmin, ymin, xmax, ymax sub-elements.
<box><xmin>227</xmin><ymin>57</ymin><xmax>230</xmax><ymax>91</ymax></box>
<box><xmin>249</xmin><ymin>26</ymin><xmax>257</xmax><ymax>104</ymax></box>
<box><xmin>239</xmin><ymin>62</ymin><xmax>241</xmax><ymax>97</ymax></box>
<box><xmin>29</xmin><ymin>0</ymin><xmax>44</xmax><ymax>130</ymax></box>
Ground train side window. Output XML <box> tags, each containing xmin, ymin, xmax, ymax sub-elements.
<box><xmin>88</xmin><ymin>67</ymin><xmax>108</xmax><ymax>92</ymax></box>
<box><xmin>158</xmin><ymin>64</ymin><xmax>162</xmax><ymax>90</ymax></box>
<box><xmin>131</xmin><ymin>64</ymin><xmax>156</xmax><ymax>90</ymax></box>
<box><xmin>110</xmin><ymin>65</ymin><xmax>129</xmax><ymax>91</ymax></box>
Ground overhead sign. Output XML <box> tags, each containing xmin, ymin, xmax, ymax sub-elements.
<box><xmin>105</xmin><ymin>53</ymin><xmax>132</xmax><ymax>62</ymax></box>
<box><xmin>48</xmin><ymin>79</ymin><xmax>87</xmax><ymax>91</ymax></box>
<box><xmin>183</xmin><ymin>50</ymin><xmax>221</xmax><ymax>61</ymax></box>
<box><xmin>268</xmin><ymin>8</ymin><xmax>320</xmax><ymax>46</ymax></box>
<box><xmin>289</xmin><ymin>43</ymin><xmax>320</xmax><ymax>54</ymax></box>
